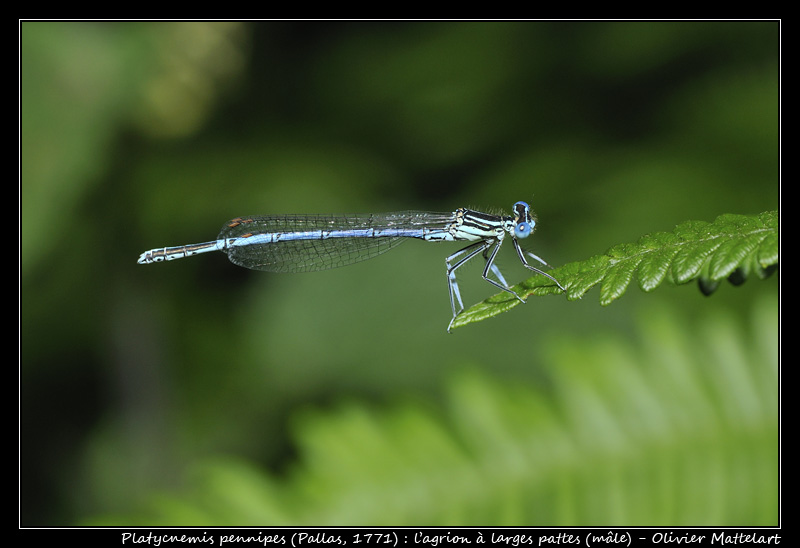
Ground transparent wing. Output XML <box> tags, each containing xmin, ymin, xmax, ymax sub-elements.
<box><xmin>219</xmin><ymin>212</ymin><xmax>453</xmax><ymax>273</ymax></box>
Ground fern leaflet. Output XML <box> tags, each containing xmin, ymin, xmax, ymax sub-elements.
<box><xmin>451</xmin><ymin>210</ymin><xmax>778</xmax><ymax>329</ymax></box>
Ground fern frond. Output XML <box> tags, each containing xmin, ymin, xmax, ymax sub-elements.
<box><xmin>451</xmin><ymin>210</ymin><xmax>778</xmax><ymax>330</ymax></box>
<box><xmin>88</xmin><ymin>296</ymin><xmax>778</xmax><ymax>526</ymax></box>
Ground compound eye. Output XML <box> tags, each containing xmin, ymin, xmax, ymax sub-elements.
<box><xmin>515</xmin><ymin>221</ymin><xmax>532</xmax><ymax>239</ymax></box>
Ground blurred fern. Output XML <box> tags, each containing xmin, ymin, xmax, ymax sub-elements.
<box><xmin>89</xmin><ymin>295</ymin><xmax>778</xmax><ymax>526</ymax></box>
<box><xmin>451</xmin><ymin>210</ymin><xmax>778</xmax><ymax>330</ymax></box>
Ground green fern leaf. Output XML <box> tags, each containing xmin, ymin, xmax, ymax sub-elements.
<box><xmin>88</xmin><ymin>296</ymin><xmax>778</xmax><ymax>526</ymax></box>
<box><xmin>450</xmin><ymin>210</ymin><xmax>778</xmax><ymax>330</ymax></box>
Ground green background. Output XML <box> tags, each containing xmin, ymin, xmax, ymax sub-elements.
<box><xmin>20</xmin><ymin>21</ymin><xmax>779</xmax><ymax>526</ymax></box>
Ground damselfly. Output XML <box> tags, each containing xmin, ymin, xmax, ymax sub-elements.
<box><xmin>138</xmin><ymin>201</ymin><xmax>564</xmax><ymax>331</ymax></box>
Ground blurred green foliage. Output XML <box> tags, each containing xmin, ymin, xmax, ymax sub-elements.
<box><xmin>20</xmin><ymin>21</ymin><xmax>779</xmax><ymax>526</ymax></box>
<box><xmin>87</xmin><ymin>296</ymin><xmax>778</xmax><ymax>526</ymax></box>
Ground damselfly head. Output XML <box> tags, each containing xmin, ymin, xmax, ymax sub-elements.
<box><xmin>512</xmin><ymin>201</ymin><xmax>535</xmax><ymax>239</ymax></box>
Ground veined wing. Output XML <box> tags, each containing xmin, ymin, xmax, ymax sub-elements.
<box><xmin>219</xmin><ymin>211</ymin><xmax>455</xmax><ymax>273</ymax></box>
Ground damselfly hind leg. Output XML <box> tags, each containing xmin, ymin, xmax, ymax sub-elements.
<box><xmin>445</xmin><ymin>239</ymin><xmax>526</xmax><ymax>332</ymax></box>
<box><xmin>446</xmin><ymin>241</ymin><xmax>488</xmax><ymax>331</ymax></box>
